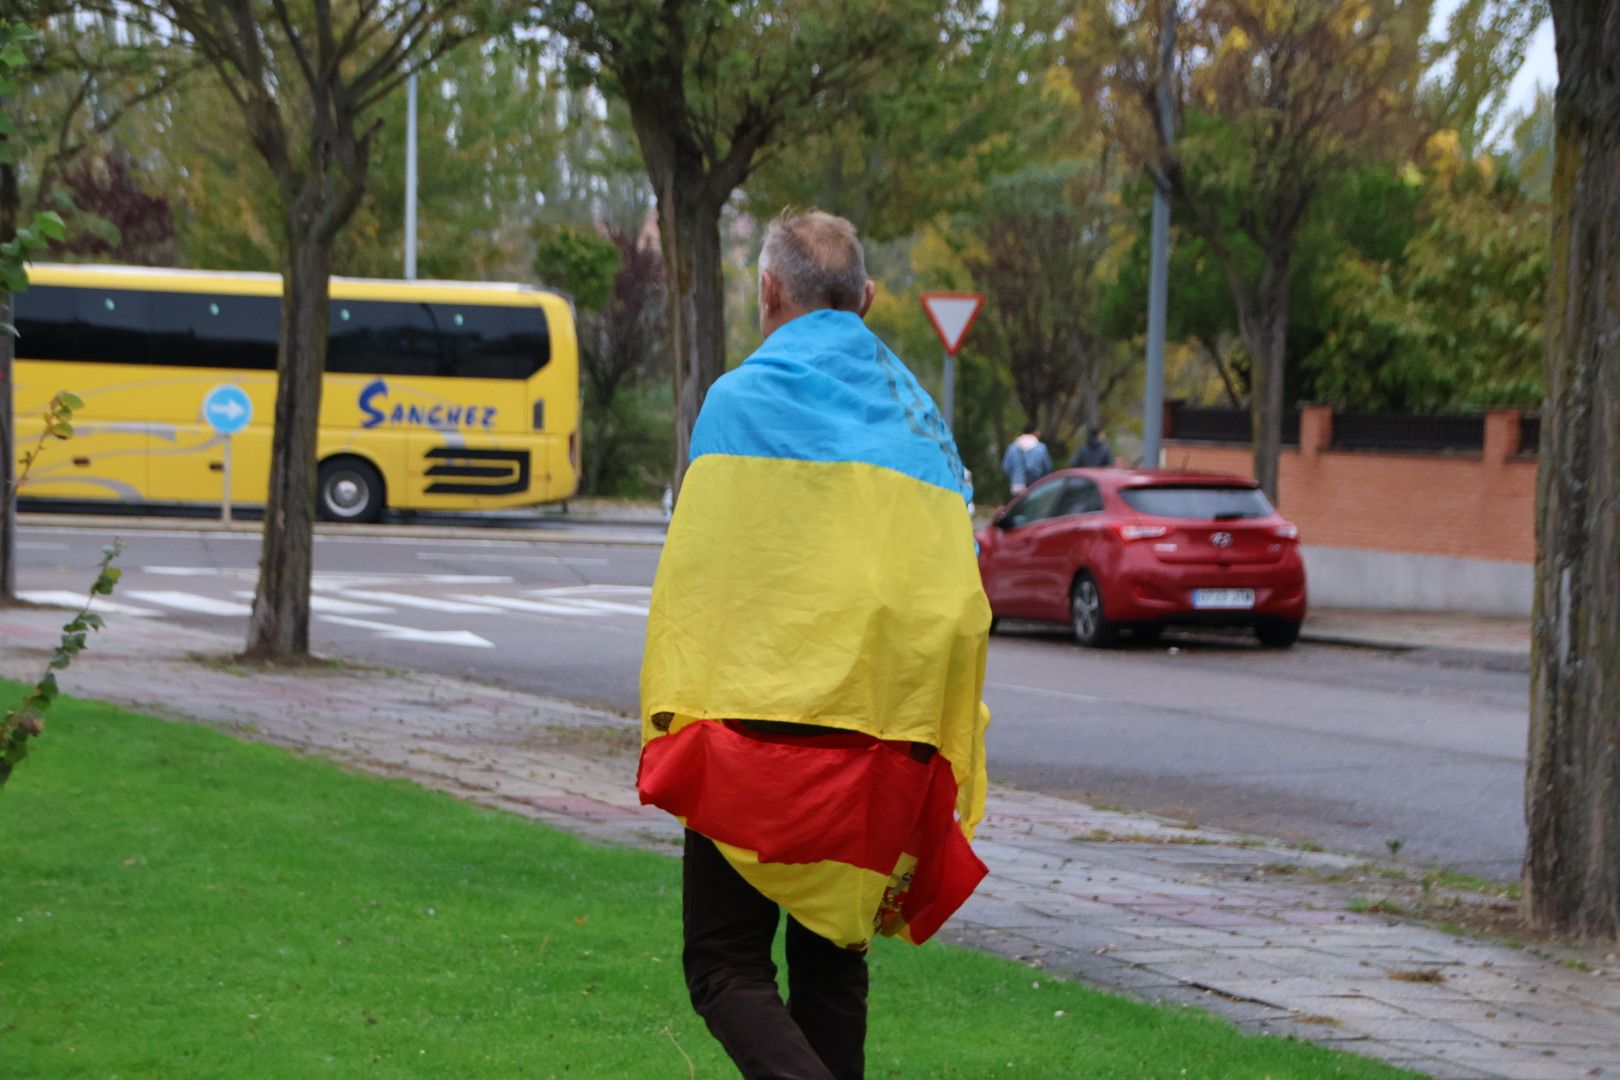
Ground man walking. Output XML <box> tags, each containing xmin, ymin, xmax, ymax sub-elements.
<box><xmin>1069</xmin><ymin>426</ymin><xmax>1115</xmax><ymax>468</ymax></box>
<box><xmin>638</xmin><ymin>210</ymin><xmax>992</xmax><ymax>1080</ymax></box>
<box><xmin>1001</xmin><ymin>422</ymin><xmax>1052</xmax><ymax>494</ymax></box>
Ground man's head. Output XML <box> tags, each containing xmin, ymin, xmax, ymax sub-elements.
<box><xmin>758</xmin><ymin>209</ymin><xmax>876</xmax><ymax>338</ymax></box>
<box><xmin>1022</xmin><ymin>421</ymin><xmax>1040</xmax><ymax>438</ymax></box>
<box><xmin>1090</xmin><ymin>426</ymin><xmax>1107</xmax><ymax>443</ymax></box>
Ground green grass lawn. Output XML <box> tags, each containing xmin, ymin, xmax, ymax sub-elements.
<box><xmin>0</xmin><ymin>683</ymin><xmax>1417</xmax><ymax>1078</ymax></box>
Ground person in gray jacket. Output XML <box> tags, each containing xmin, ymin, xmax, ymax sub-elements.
<box><xmin>1069</xmin><ymin>426</ymin><xmax>1115</xmax><ymax>468</ymax></box>
<box><xmin>1001</xmin><ymin>423</ymin><xmax>1053</xmax><ymax>494</ymax></box>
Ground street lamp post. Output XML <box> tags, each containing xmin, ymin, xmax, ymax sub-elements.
<box><xmin>404</xmin><ymin>72</ymin><xmax>418</xmax><ymax>281</ymax></box>
<box><xmin>1141</xmin><ymin>1</ymin><xmax>1177</xmax><ymax>468</ymax></box>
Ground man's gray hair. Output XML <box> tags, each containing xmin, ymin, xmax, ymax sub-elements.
<box><xmin>758</xmin><ymin>209</ymin><xmax>869</xmax><ymax>311</ymax></box>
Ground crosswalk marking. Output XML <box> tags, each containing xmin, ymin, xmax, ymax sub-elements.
<box><xmin>318</xmin><ymin>614</ymin><xmax>493</xmax><ymax>649</ymax></box>
<box><xmin>536</xmin><ymin>584</ymin><xmax>652</xmax><ymax>596</ymax></box>
<box><xmin>127</xmin><ymin>590</ymin><xmax>253</xmax><ymax>616</ymax></box>
<box><xmin>530</xmin><ymin>595</ymin><xmax>649</xmax><ymax>615</ymax></box>
<box><xmin>330</xmin><ymin>589</ymin><xmax>502</xmax><ymax>614</ymax></box>
<box><xmin>448</xmin><ymin>594</ymin><xmax>610</xmax><ymax>616</ymax></box>
<box><xmin>231</xmin><ymin>590</ymin><xmax>392</xmax><ymax>616</ymax></box>
<box><xmin>17</xmin><ymin>591</ymin><xmax>163</xmax><ymax>617</ymax></box>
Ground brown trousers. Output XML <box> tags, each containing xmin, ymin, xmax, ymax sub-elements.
<box><xmin>682</xmin><ymin>829</ymin><xmax>869</xmax><ymax>1080</ymax></box>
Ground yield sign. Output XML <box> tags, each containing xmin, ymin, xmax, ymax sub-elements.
<box><xmin>920</xmin><ymin>291</ymin><xmax>985</xmax><ymax>356</ymax></box>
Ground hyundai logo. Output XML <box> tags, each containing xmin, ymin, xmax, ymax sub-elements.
<box><xmin>1210</xmin><ymin>531</ymin><xmax>1234</xmax><ymax>548</ymax></box>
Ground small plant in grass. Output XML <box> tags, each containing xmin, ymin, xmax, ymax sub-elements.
<box><xmin>1</xmin><ymin>542</ymin><xmax>124</xmax><ymax>787</ymax></box>
<box><xmin>2</xmin><ymin>392</ymin><xmax>124</xmax><ymax>790</ymax></box>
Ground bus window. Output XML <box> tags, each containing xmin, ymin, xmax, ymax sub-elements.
<box><xmin>328</xmin><ymin>299</ymin><xmax>445</xmax><ymax>376</ymax></box>
<box><xmin>149</xmin><ymin>292</ymin><xmax>278</xmax><ymax>369</ymax></box>
<box><xmin>76</xmin><ymin>289</ymin><xmax>152</xmax><ymax>364</ymax></box>
<box><xmin>434</xmin><ymin>304</ymin><xmax>549</xmax><ymax>380</ymax></box>
<box><xmin>11</xmin><ymin>286</ymin><xmax>78</xmax><ymax>361</ymax></box>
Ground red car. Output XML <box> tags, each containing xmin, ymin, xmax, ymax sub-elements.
<box><xmin>975</xmin><ymin>468</ymin><xmax>1307</xmax><ymax>648</ymax></box>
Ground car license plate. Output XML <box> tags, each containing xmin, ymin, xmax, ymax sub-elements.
<box><xmin>1192</xmin><ymin>588</ymin><xmax>1255</xmax><ymax>610</ymax></box>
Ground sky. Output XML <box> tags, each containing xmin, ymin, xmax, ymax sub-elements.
<box><xmin>1430</xmin><ymin>0</ymin><xmax>1557</xmax><ymax>121</ymax></box>
<box><xmin>1503</xmin><ymin>16</ymin><xmax>1556</xmax><ymax>114</ymax></box>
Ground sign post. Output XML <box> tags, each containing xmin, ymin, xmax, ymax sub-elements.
<box><xmin>919</xmin><ymin>291</ymin><xmax>985</xmax><ymax>429</ymax></box>
<box><xmin>202</xmin><ymin>384</ymin><xmax>253</xmax><ymax>524</ymax></box>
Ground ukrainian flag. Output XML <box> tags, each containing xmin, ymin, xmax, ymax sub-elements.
<box><xmin>638</xmin><ymin>309</ymin><xmax>992</xmax><ymax>950</ymax></box>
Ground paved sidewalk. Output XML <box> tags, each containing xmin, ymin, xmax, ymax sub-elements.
<box><xmin>2</xmin><ymin>607</ymin><xmax>1611</xmax><ymax>1080</ymax></box>
<box><xmin>1303</xmin><ymin>608</ymin><xmax>1530</xmax><ymax>669</ymax></box>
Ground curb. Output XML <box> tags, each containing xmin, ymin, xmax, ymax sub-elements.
<box><xmin>1300</xmin><ymin>628</ymin><xmax>1531</xmax><ymax>673</ymax></box>
<box><xmin>18</xmin><ymin>512</ymin><xmax>668</xmax><ymax>548</ymax></box>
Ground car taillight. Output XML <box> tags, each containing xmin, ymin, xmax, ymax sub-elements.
<box><xmin>1112</xmin><ymin>523</ymin><xmax>1169</xmax><ymax>542</ymax></box>
<box><xmin>1273</xmin><ymin>523</ymin><xmax>1299</xmax><ymax>540</ymax></box>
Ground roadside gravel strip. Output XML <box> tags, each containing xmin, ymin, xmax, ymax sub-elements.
<box><xmin>3</xmin><ymin>607</ymin><xmax>1612</xmax><ymax>1080</ymax></box>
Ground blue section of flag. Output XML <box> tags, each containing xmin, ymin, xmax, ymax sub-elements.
<box><xmin>690</xmin><ymin>310</ymin><xmax>972</xmax><ymax>504</ymax></box>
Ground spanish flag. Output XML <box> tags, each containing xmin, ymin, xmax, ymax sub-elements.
<box><xmin>638</xmin><ymin>309</ymin><xmax>992</xmax><ymax>950</ymax></box>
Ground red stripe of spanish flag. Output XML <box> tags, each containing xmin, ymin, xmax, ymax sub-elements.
<box><xmin>638</xmin><ymin>720</ymin><xmax>986</xmax><ymax>944</ymax></box>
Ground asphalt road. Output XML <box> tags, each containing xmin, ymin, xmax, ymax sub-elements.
<box><xmin>13</xmin><ymin>520</ymin><xmax>1529</xmax><ymax>879</ymax></box>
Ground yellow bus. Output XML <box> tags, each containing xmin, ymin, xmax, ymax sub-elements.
<box><xmin>9</xmin><ymin>264</ymin><xmax>579</xmax><ymax>521</ymax></box>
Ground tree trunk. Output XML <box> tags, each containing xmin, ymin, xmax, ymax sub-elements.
<box><xmin>1</xmin><ymin>292</ymin><xmax>15</xmax><ymax>604</ymax></box>
<box><xmin>243</xmin><ymin>201</ymin><xmax>331</xmax><ymax>661</ymax></box>
<box><xmin>1</xmin><ymin>161</ymin><xmax>19</xmax><ymax>603</ymax></box>
<box><xmin>1525</xmin><ymin>0</ymin><xmax>1620</xmax><ymax>941</ymax></box>
<box><xmin>1236</xmin><ymin>260</ymin><xmax>1290</xmax><ymax>504</ymax></box>
<box><xmin>655</xmin><ymin>174</ymin><xmax>725</xmax><ymax>491</ymax></box>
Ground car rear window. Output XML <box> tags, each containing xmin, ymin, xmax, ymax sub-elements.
<box><xmin>1120</xmin><ymin>485</ymin><xmax>1273</xmax><ymax>520</ymax></box>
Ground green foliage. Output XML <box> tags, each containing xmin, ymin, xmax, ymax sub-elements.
<box><xmin>14</xmin><ymin>388</ymin><xmax>83</xmax><ymax>478</ymax></box>
<box><xmin>1309</xmin><ymin>158</ymin><xmax>1548</xmax><ymax>411</ymax></box>
<box><xmin>534</xmin><ymin>224</ymin><xmax>622</xmax><ymax>311</ymax></box>
<box><xmin>0</xmin><ymin>19</ymin><xmax>67</xmax><ymax>303</ymax></box>
<box><xmin>962</xmin><ymin>160</ymin><xmax>1134</xmax><ymax>460</ymax></box>
<box><xmin>1</xmin><ymin>687</ymin><xmax>1415</xmax><ymax>1077</ymax></box>
<box><xmin>745</xmin><ymin>0</ymin><xmax>1063</xmax><ymax>241</ymax></box>
<box><xmin>1421</xmin><ymin>0</ymin><xmax>1550</xmax><ymax>156</ymax></box>
<box><xmin>0</xmin><ymin>542</ymin><xmax>122</xmax><ymax>789</ymax></box>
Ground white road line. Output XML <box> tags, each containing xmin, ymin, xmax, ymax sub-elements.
<box><xmin>533</xmin><ymin>596</ymin><xmax>649</xmax><ymax>615</ymax></box>
<box><xmin>18</xmin><ymin>542</ymin><xmax>68</xmax><ymax>551</ymax></box>
<box><xmin>417</xmin><ymin>552</ymin><xmax>609</xmax><ymax>566</ymax></box>
<box><xmin>448</xmin><ymin>594</ymin><xmax>610</xmax><ymax>616</ymax></box>
<box><xmin>318</xmin><ymin>614</ymin><xmax>493</xmax><ymax>649</ymax></box>
<box><xmin>17</xmin><ymin>591</ymin><xmax>162</xmax><ymax>617</ymax></box>
<box><xmin>330</xmin><ymin>589</ymin><xmax>504</xmax><ymax>614</ymax></box>
<box><xmin>536</xmin><ymin>584</ymin><xmax>653</xmax><ymax>597</ymax></box>
<box><xmin>983</xmin><ymin>681</ymin><xmax>1102</xmax><ymax>703</ymax></box>
<box><xmin>140</xmin><ymin>566</ymin><xmax>516</xmax><ymax>587</ymax></box>
<box><xmin>126</xmin><ymin>590</ymin><xmax>253</xmax><ymax>617</ymax></box>
<box><xmin>231</xmin><ymin>590</ymin><xmax>392</xmax><ymax>616</ymax></box>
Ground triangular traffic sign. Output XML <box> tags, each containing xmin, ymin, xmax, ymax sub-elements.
<box><xmin>920</xmin><ymin>291</ymin><xmax>985</xmax><ymax>356</ymax></box>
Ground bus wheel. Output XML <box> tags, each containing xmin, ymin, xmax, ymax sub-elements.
<box><xmin>317</xmin><ymin>457</ymin><xmax>385</xmax><ymax>524</ymax></box>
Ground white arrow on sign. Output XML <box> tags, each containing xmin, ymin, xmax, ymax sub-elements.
<box><xmin>319</xmin><ymin>614</ymin><xmax>493</xmax><ymax>649</ymax></box>
<box><xmin>211</xmin><ymin>400</ymin><xmax>247</xmax><ymax>421</ymax></box>
<box><xmin>920</xmin><ymin>292</ymin><xmax>985</xmax><ymax>356</ymax></box>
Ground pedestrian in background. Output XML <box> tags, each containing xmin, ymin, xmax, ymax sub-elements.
<box><xmin>1069</xmin><ymin>425</ymin><xmax>1115</xmax><ymax>468</ymax></box>
<box><xmin>638</xmin><ymin>209</ymin><xmax>992</xmax><ymax>1080</ymax></box>
<box><xmin>1001</xmin><ymin>422</ymin><xmax>1052</xmax><ymax>494</ymax></box>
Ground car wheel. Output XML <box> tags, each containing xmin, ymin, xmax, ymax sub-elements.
<box><xmin>1256</xmin><ymin>617</ymin><xmax>1302</xmax><ymax>648</ymax></box>
<box><xmin>317</xmin><ymin>457</ymin><xmax>385</xmax><ymax>524</ymax></box>
<box><xmin>988</xmin><ymin>616</ymin><xmax>1001</xmax><ymax>635</ymax></box>
<box><xmin>1070</xmin><ymin>573</ymin><xmax>1117</xmax><ymax>647</ymax></box>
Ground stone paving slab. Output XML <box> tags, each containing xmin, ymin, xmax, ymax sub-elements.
<box><xmin>3</xmin><ymin>607</ymin><xmax>1616</xmax><ymax>1080</ymax></box>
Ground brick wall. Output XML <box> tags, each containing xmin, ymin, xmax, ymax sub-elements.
<box><xmin>1164</xmin><ymin>407</ymin><xmax>1536</xmax><ymax>565</ymax></box>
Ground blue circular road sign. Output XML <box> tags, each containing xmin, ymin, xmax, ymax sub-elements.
<box><xmin>202</xmin><ymin>384</ymin><xmax>253</xmax><ymax>436</ymax></box>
